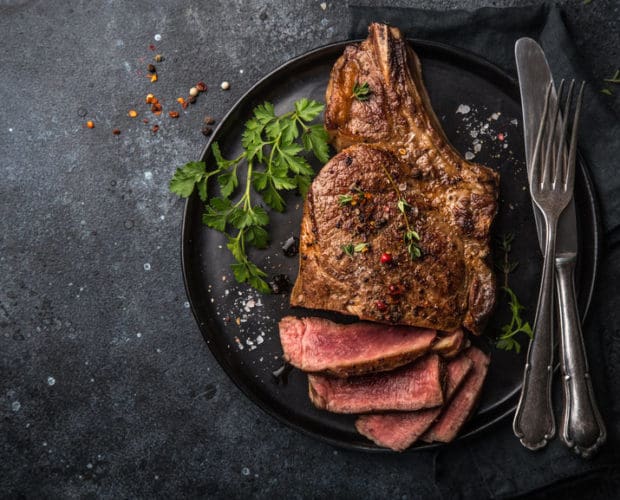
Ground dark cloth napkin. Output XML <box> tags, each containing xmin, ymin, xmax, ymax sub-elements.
<box><xmin>349</xmin><ymin>3</ymin><xmax>620</xmax><ymax>498</ymax></box>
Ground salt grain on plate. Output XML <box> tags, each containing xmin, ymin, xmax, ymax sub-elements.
<box><xmin>465</xmin><ymin>152</ymin><xmax>475</xmax><ymax>160</ymax></box>
<box><xmin>456</xmin><ymin>104</ymin><xmax>471</xmax><ymax>114</ymax></box>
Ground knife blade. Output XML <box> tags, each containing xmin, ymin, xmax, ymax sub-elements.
<box><xmin>515</xmin><ymin>38</ymin><xmax>606</xmax><ymax>457</ymax></box>
<box><xmin>515</xmin><ymin>37</ymin><xmax>577</xmax><ymax>254</ymax></box>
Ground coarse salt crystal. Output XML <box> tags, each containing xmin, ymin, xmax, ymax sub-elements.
<box><xmin>465</xmin><ymin>152</ymin><xmax>475</xmax><ymax>160</ymax></box>
<box><xmin>456</xmin><ymin>104</ymin><xmax>471</xmax><ymax>114</ymax></box>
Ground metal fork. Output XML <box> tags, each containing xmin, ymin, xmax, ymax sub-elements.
<box><xmin>513</xmin><ymin>79</ymin><xmax>584</xmax><ymax>450</ymax></box>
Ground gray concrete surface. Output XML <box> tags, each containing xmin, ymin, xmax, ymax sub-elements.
<box><xmin>1</xmin><ymin>0</ymin><xmax>618</xmax><ymax>497</ymax></box>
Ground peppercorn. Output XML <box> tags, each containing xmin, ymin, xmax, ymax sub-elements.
<box><xmin>220</xmin><ymin>81</ymin><xmax>230</xmax><ymax>90</ymax></box>
<box><xmin>168</xmin><ymin>111</ymin><xmax>179</xmax><ymax>118</ymax></box>
<box><xmin>112</xmin><ymin>128</ymin><xmax>121</xmax><ymax>135</ymax></box>
<box><xmin>147</xmin><ymin>64</ymin><xmax>156</xmax><ymax>73</ymax></box>
<box><xmin>375</xmin><ymin>300</ymin><xmax>387</xmax><ymax>311</ymax></box>
<box><xmin>154</xmin><ymin>54</ymin><xmax>163</xmax><ymax>62</ymax></box>
<box><xmin>196</xmin><ymin>81</ymin><xmax>207</xmax><ymax>92</ymax></box>
<box><xmin>380</xmin><ymin>252</ymin><xmax>393</xmax><ymax>264</ymax></box>
<box><xmin>189</xmin><ymin>86</ymin><xmax>199</xmax><ymax>97</ymax></box>
<box><xmin>188</xmin><ymin>95</ymin><xmax>197</xmax><ymax>104</ymax></box>
<box><xmin>201</xmin><ymin>126</ymin><xmax>213</xmax><ymax>137</ymax></box>
<box><xmin>128</xmin><ymin>109</ymin><xmax>138</xmax><ymax>118</ymax></box>
<box><xmin>151</xmin><ymin>125</ymin><xmax>159</xmax><ymax>133</ymax></box>
<box><xmin>86</xmin><ymin>120</ymin><xmax>95</xmax><ymax>129</ymax></box>
<box><xmin>151</xmin><ymin>103</ymin><xmax>162</xmax><ymax>113</ymax></box>
<box><xmin>269</xmin><ymin>274</ymin><xmax>292</xmax><ymax>294</ymax></box>
<box><xmin>150</xmin><ymin>73</ymin><xmax>158</xmax><ymax>83</ymax></box>
<box><xmin>145</xmin><ymin>93</ymin><xmax>155</xmax><ymax>104</ymax></box>
<box><xmin>176</xmin><ymin>97</ymin><xmax>186</xmax><ymax>105</ymax></box>
<box><xmin>204</xmin><ymin>116</ymin><xmax>215</xmax><ymax>125</ymax></box>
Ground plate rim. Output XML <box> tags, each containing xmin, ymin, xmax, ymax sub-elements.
<box><xmin>180</xmin><ymin>38</ymin><xmax>602</xmax><ymax>452</ymax></box>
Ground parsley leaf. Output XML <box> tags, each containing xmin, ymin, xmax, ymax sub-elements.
<box><xmin>169</xmin><ymin>99</ymin><xmax>331</xmax><ymax>293</ymax></box>
<box><xmin>169</xmin><ymin>161</ymin><xmax>208</xmax><ymax>199</ymax></box>
<box><xmin>170</xmin><ymin>99</ymin><xmax>331</xmax><ymax>291</ymax></box>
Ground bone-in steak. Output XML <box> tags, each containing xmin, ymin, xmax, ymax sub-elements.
<box><xmin>308</xmin><ymin>354</ymin><xmax>444</xmax><ymax>414</ymax></box>
<box><xmin>291</xmin><ymin>23</ymin><xmax>498</xmax><ymax>334</ymax></box>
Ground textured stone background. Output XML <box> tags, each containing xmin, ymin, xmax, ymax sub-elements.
<box><xmin>1</xmin><ymin>0</ymin><xmax>618</xmax><ymax>498</ymax></box>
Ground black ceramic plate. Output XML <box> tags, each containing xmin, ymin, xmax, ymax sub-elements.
<box><xmin>182</xmin><ymin>40</ymin><xmax>601</xmax><ymax>451</ymax></box>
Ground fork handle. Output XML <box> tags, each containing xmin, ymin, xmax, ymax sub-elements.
<box><xmin>513</xmin><ymin>216</ymin><xmax>557</xmax><ymax>449</ymax></box>
<box><xmin>556</xmin><ymin>254</ymin><xmax>606</xmax><ymax>458</ymax></box>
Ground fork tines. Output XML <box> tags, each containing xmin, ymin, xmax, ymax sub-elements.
<box><xmin>530</xmin><ymin>79</ymin><xmax>585</xmax><ymax>195</ymax></box>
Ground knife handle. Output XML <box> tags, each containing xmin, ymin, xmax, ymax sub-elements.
<box><xmin>513</xmin><ymin>218</ymin><xmax>556</xmax><ymax>450</ymax></box>
<box><xmin>555</xmin><ymin>254</ymin><xmax>606</xmax><ymax>458</ymax></box>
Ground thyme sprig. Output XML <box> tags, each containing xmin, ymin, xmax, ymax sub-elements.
<box><xmin>601</xmin><ymin>69</ymin><xmax>620</xmax><ymax>95</ymax></box>
<box><xmin>380</xmin><ymin>164</ymin><xmax>422</xmax><ymax>260</ymax></box>
<box><xmin>494</xmin><ymin>233</ymin><xmax>533</xmax><ymax>353</ymax></box>
<box><xmin>341</xmin><ymin>242</ymin><xmax>369</xmax><ymax>257</ymax></box>
<box><xmin>352</xmin><ymin>82</ymin><xmax>372</xmax><ymax>101</ymax></box>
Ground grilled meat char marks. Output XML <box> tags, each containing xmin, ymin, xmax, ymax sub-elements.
<box><xmin>292</xmin><ymin>23</ymin><xmax>498</xmax><ymax>334</ymax></box>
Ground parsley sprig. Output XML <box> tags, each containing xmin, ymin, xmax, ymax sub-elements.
<box><xmin>494</xmin><ymin>233</ymin><xmax>533</xmax><ymax>353</ymax></box>
<box><xmin>170</xmin><ymin>98</ymin><xmax>330</xmax><ymax>293</ymax></box>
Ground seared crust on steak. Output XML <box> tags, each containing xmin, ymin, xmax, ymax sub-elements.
<box><xmin>291</xmin><ymin>23</ymin><xmax>498</xmax><ymax>334</ymax></box>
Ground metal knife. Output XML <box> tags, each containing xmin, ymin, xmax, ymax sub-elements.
<box><xmin>514</xmin><ymin>38</ymin><xmax>606</xmax><ymax>457</ymax></box>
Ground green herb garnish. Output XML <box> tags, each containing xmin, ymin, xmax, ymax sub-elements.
<box><xmin>496</xmin><ymin>287</ymin><xmax>533</xmax><ymax>354</ymax></box>
<box><xmin>380</xmin><ymin>164</ymin><xmax>422</xmax><ymax>260</ymax></box>
<box><xmin>353</xmin><ymin>82</ymin><xmax>372</xmax><ymax>101</ymax></box>
<box><xmin>341</xmin><ymin>242</ymin><xmax>369</xmax><ymax>257</ymax></box>
<box><xmin>404</xmin><ymin>230</ymin><xmax>422</xmax><ymax>259</ymax></box>
<box><xmin>170</xmin><ymin>98</ymin><xmax>330</xmax><ymax>293</ymax></box>
<box><xmin>338</xmin><ymin>194</ymin><xmax>354</xmax><ymax>206</ymax></box>
<box><xmin>601</xmin><ymin>69</ymin><xmax>619</xmax><ymax>95</ymax></box>
<box><xmin>494</xmin><ymin>233</ymin><xmax>533</xmax><ymax>353</ymax></box>
<box><xmin>338</xmin><ymin>188</ymin><xmax>369</xmax><ymax>207</ymax></box>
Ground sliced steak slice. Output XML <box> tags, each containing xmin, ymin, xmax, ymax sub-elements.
<box><xmin>279</xmin><ymin>316</ymin><xmax>436</xmax><ymax>377</ymax></box>
<box><xmin>421</xmin><ymin>346</ymin><xmax>490</xmax><ymax>443</ymax></box>
<box><xmin>308</xmin><ymin>354</ymin><xmax>444</xmax><ymax>414</ymax></box>
<box><xmin>291</xmin><ymin>23</ymin><xmax>498</xmax><ymax>334</ymax></box>
<box><xmin>432</xmin><ymin>328</ymin><xmax>467</xmax><ymax>358</ymax></box>
<box><xmin>355</xmin><ymin>352</ymin><xmax>473</xmax><ymax>451</ymax></box>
